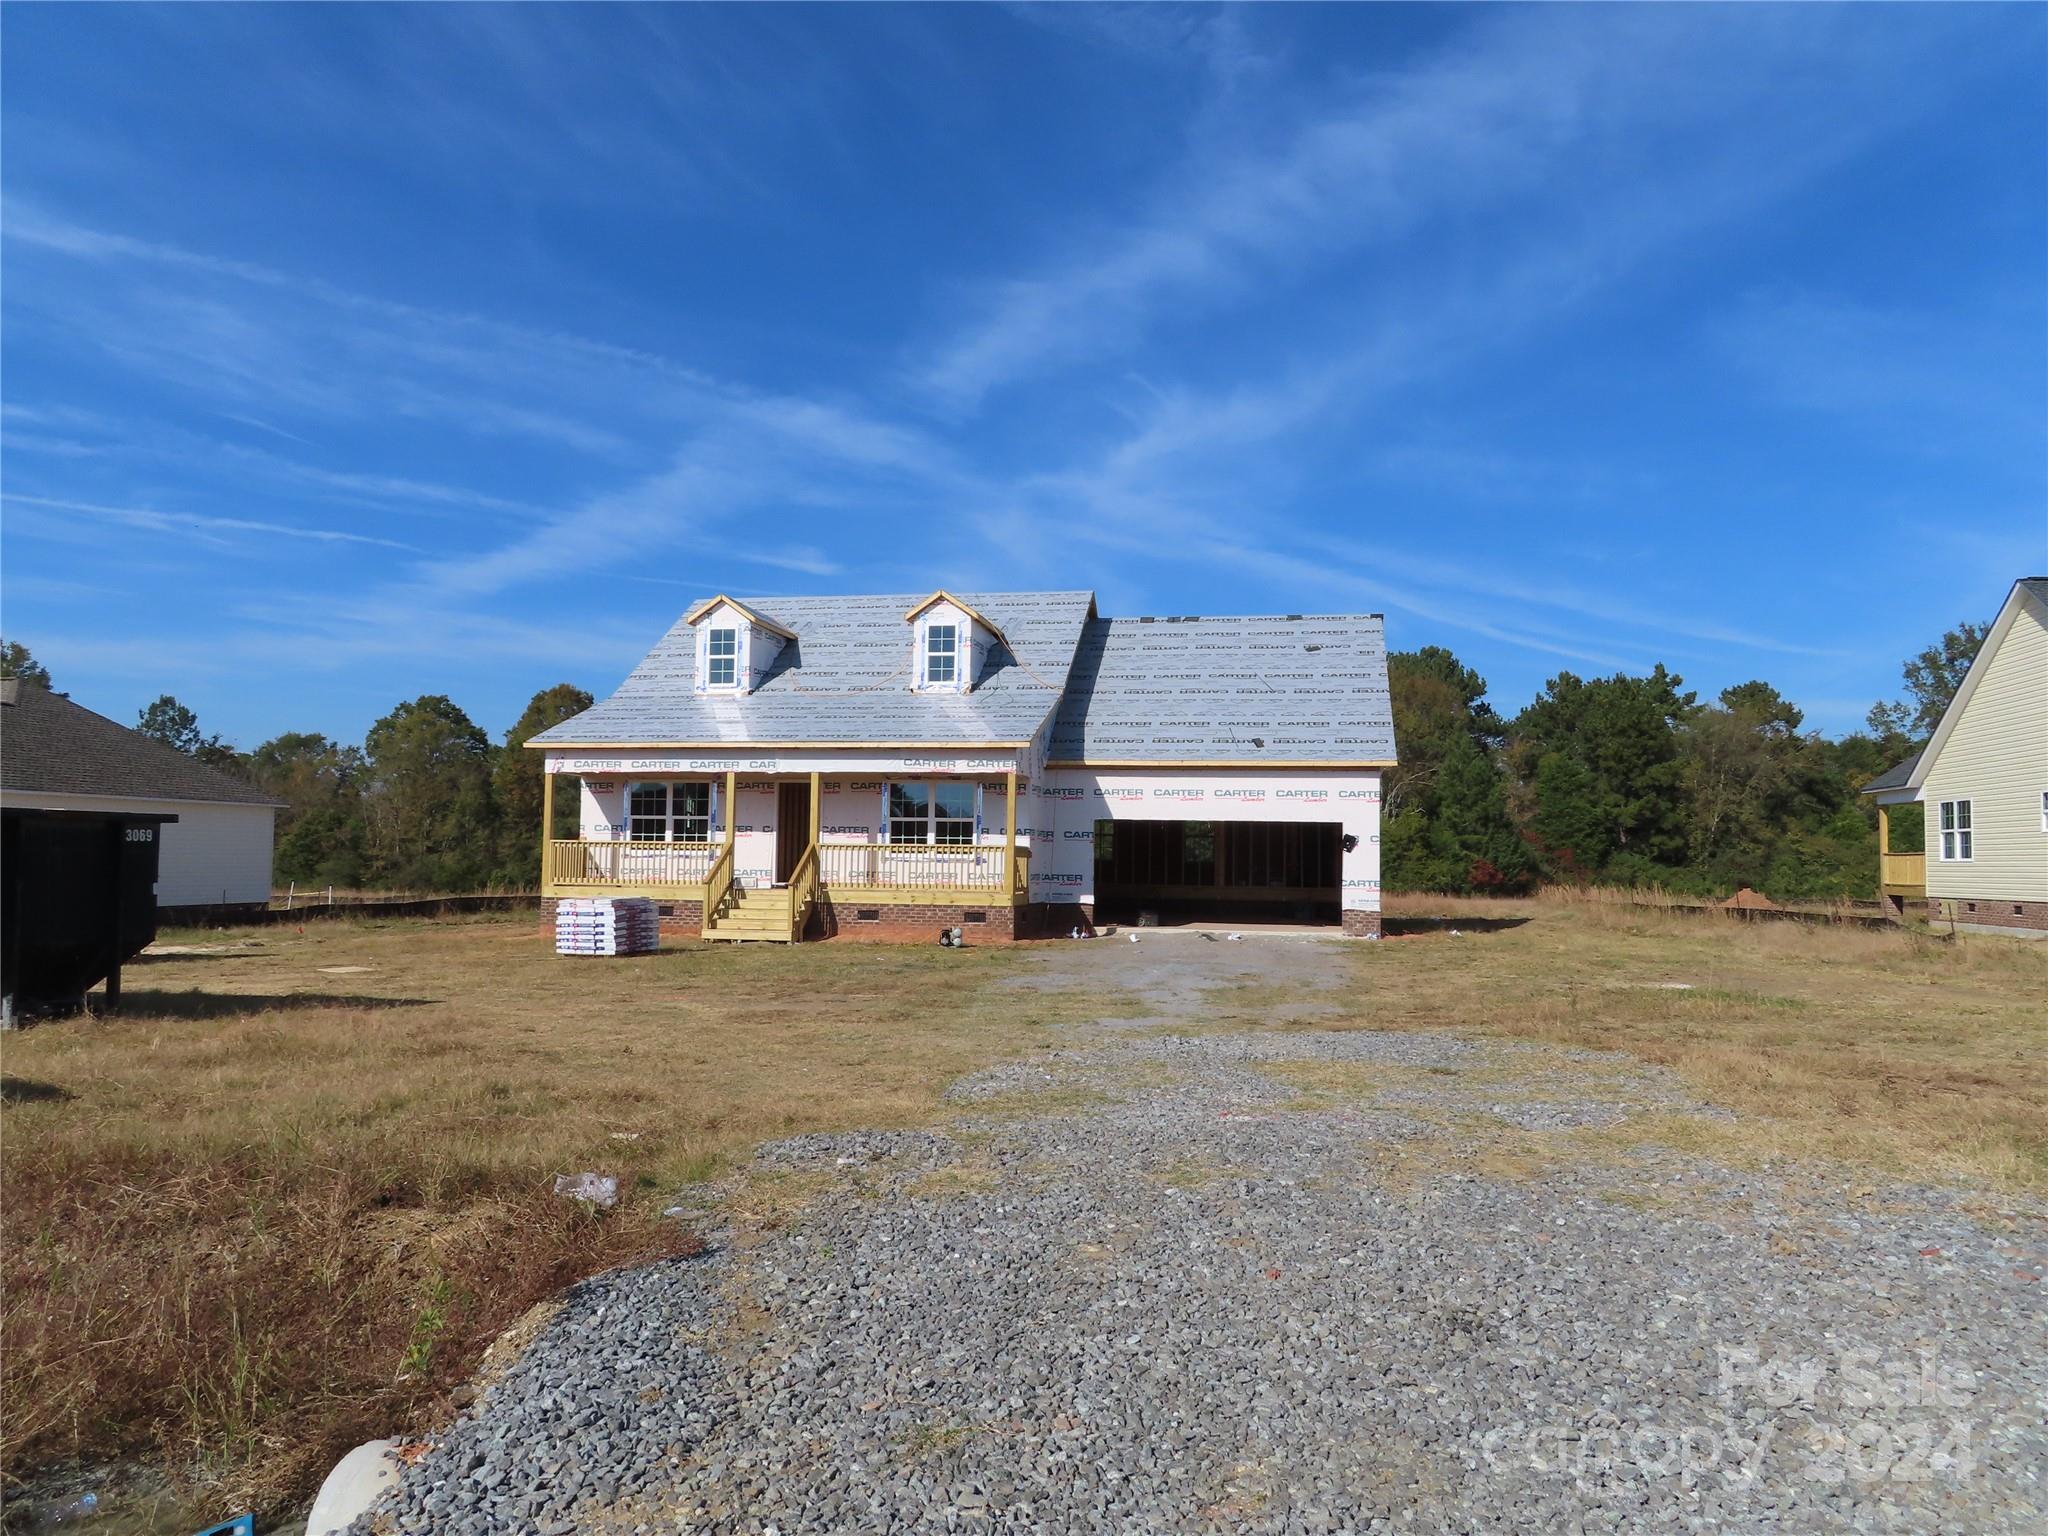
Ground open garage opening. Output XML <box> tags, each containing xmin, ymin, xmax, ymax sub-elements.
<box><xmin>1091</xmin><ymin>819</ymin><xmax>1343</xmax><ymax>929</ymax></box>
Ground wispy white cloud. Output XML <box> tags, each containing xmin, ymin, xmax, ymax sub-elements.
<box><xmin>4</xmin><ymin>493</ymin><xmax>421</xmax><ymax>552</ymax></box>
<box><xmin>913</xmin><ymin>5</ymin><xmax>1982</xmax><ymax>411</ymax></box>
<box><xmin>2</xmin><ymin>202</ymin><xmax>715</xmax><ymax>453</ymax></box>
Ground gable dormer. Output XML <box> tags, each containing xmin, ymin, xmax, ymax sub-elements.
<box><xmin>684</xmin><ymin>595</ymin><xmax>795</xmax><ymax>696</ymax></box>
<box><xmin>905</xmin><ymin>590</ymin><xmax>1006</xmax><ymax>694</ymax></box>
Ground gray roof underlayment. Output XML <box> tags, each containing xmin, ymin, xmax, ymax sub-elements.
<box><xmin>0</xmin><ymin>680</ymin><xmax>285</xmax><ymax>806</ymax></box>
<box><xmin>531</xmin><ymin>591</ymin><xmax>1098</xmax><ymax>747</ymax></box>
<box><xmin>1048</xmin><ymin>613</ymin><xmax>1394</xmax><ymax>764</ymax></box>
<box><xmin>535</xmin><ymin>591</ymin><xmax>1397</xmax><ymax>765</ymax></box>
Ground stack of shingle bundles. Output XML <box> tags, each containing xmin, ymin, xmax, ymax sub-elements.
<box><xmin>554</xmin><ymin>897</ymin><xmax>660</xmax><ymax>957</ymax></box>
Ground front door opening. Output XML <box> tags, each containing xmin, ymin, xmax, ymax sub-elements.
<box><xmin>775</xmin><ymin>782</ymin><xmax>811</xmax><ymax>884</ymax></box>
<box><xmin>1092</xmin><ymin>819</ymin><xmax>1341</xmax><ymax>927</ymax></box>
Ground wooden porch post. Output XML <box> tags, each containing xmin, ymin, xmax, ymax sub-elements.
<box><xmin>809</xmin><ymin>770</ymin><xmax>822</xmax><ymax>848</ymax></box>
<box><xmin>1005</xmin><ymin>770</ymin><xmax>1018</xmax><ymax>896</ymax></box>
<box><xmin>725</xmin><ymin>770</ymin><xmax>738</xmax><ymax>847</ymax></box>
<box><xmin>1876</xmin><ymin>802</ymin><xmax>1890</xmax><ymax>899</ymax></box>
<box><xmin>540</xmin><ymin>770</ymin><xmax>556</xmax><ymax>894</ymax></box>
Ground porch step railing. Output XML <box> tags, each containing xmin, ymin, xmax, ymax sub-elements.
<box><xmin>785</xmin><ymin>845</ymin><xmax>820</xmax><ymax>942</ymax></box>
<box><xmin>817</xmin><ymin>841</ymin><xmax>1010</xmax><ymax>890</ymax></box>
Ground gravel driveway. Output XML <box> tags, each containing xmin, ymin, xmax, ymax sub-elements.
<box><xmin>359</xmin><ymin>937</ymin><xmax>2046</xmax><ymax>1535</ymax></box>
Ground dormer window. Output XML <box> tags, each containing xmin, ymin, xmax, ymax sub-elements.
<box><xmin>683</xmin><ymin>595</ymin><xmax>795</xmax><ymax>696</ymax></box>
<box><xmin>926</xmin><ymin>624</ymin><xmax>957</xmax><ymax>686</ymax></box>
<box><xmin>706</xmin><ymin>627</ymin><xmax>739</xmax><ymax>688</ymax></box>
<box><xmin>905</xmin><ymin>590</ymin><xmax>1007</xmax><ymax>694</ymax></box>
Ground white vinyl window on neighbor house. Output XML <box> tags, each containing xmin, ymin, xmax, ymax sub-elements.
<box><xmin>629</xmin><ymin>782</ymin><xmax>712</xmax><ymax>842</ymax></box>
<box><xmin>887</xmin><ymin>781</ymin><xmax>975</xmax><ymax>844</ymax></box>
<box><xmin>706</xmin><ymin>628</ymin><xmax>739</xmax><ymax>688</ymax></box>
<box><xmin>1939</xmin><ymin>799</ymin><xmax>1973</xmax><ymax>861</ymax></box>
<box><xmin>925</xmin><ymin>623</ymin><xmax>958</xmax><ymax>686</ymax></box>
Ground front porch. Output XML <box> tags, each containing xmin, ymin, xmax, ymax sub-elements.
<box><xmin>540</xmin><ymin>767</ymin><xmax>1030</xmax><ymax>942</ymax></box>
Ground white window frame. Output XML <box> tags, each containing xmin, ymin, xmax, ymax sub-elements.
<box><xmin>705</xmin><ymin>627</ymin><xmax>739</xmax><ymax>688</ymax></box>
<box><xmin>1938</xmin><ymin>798</ymin><xmax>1973</xmax><ymax>862</ymax></box>
<box><xmin>925</xmin><ymin>623</ymin><xmax>958</xmax><ymax>687</ymax></box>
<box><xmin>2040</xmin><ymin>789</ymin><xmax>2047</xmax><ymax>833</ymax></box>
<box><xmin>885</xmin><ymin>780</ymin><xmax>976</xmax><ymax>845</ymax></box>
<box><xmin>627</xmin><ymin>781</ymin><xmax>712</xmax><ymax>843</ymax></box>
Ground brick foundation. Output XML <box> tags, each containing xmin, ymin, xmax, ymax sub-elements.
<box><xmin>541</xmin><ymin>897</ymin><xmax>1089</xmax><ymax>944</ymax></box>
<box><xmin>812</xmin><ymin>896</ymin><xmax>1044</xmax><ymax>943</ymax></box>
<box><xmin>1922</xmin><ymin>896</ymin><xmax>2048</xmax><ymax>934</ymax></box>
<box><xmin>1340</xmin><ymin>909</ymin><xmax>1383</xmax><ymax>939</ymax></box>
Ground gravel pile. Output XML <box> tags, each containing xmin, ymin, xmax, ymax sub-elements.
<box><xmin>756</xmin><ymin>1130</ymin><xmax>963</xmax><ymax>1170</ymax></box>
<box><xmin>356</xmin><ymin>947</ymin><xmax>2046</xmax><ymax>1536</ymax></box>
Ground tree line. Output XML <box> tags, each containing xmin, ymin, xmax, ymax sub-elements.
<box><xmin>1382</xmin><ymin>620</ymin><xmax>1984</xmax><ymax>900</ymax></box>
<box><xmin>1</xmin><ymin>618</ymin><xmax>1983</xmax><ymax>900</ymax></box>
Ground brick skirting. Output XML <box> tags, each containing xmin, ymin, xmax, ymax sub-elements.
<box><xmin>1923</xmin><ymin>897</ymin><xmax>2048</xmax><ymax>933</ymax></box>
<box><xmin>812</xmin><ymin>895</ymin><xmax>1030</xmax><ymax>943</ymax></box>
<box><xmin>540</xmin><ymin>897</ymin><xmax>1389</xmax><ymax>943</ymax></box>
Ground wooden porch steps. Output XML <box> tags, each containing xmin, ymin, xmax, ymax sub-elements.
<box><xmin>703</xmin><ymin>884</ymin><xmax>796</xmax><ymax>943</ymax></box>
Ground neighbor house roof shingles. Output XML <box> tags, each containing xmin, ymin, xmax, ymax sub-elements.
<box><xmin>0</xmin><ymin>681</ymin><xmax>283</xmax><ymax>806</ymax></box>
<box><xmin>1860</xmin><ymin>752</ymin><xmax>1921</xmax><ymax>794</ymax></box>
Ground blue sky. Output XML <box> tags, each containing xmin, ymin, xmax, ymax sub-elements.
<box><xmin>3</xmin><ymin>2</ymin><xmax>2043</xmax><ymax>748</ymax></box>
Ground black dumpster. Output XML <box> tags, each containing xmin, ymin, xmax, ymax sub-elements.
<box><xmin>2</xmin><ymin>807</ymin><xmax>177</xmax><ymax>1023</ymax></box>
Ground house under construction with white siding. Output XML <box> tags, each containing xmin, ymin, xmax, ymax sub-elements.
<box><xmin>528</xmin><ymin>590</ymin><xmax>1395</xmax><ymax>942</ymax></box>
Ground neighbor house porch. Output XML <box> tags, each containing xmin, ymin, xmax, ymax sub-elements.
<box><xmin>540</xmin><ymin>768</ymin><xmax>1030</xmax><ymax>942</ymax></box>
<box><xmin>1874</xmin><ymin>798</ymin><xmax>1926</xmax><ymax>913</ymax></box>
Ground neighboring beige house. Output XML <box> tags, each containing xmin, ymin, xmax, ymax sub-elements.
<box><xmin>1864</xmin><ymin>577</ymin><xmax>2048</xmax><ymax>935</ymax></box>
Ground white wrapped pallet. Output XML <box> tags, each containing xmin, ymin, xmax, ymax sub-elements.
<box><xmin>555</xmin><ymin>897</ymin><xmax>660</xmax><ymax>957</ymax></box>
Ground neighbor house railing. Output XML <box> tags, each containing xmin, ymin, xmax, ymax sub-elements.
<box><xmin>817</xmin><ymin>841</ymin><xmax>1011</xmax><ymax>890</ymax></box>
<box><xmin>547</xmin><ymin>839</ymin><xmax>718</xmax><ymax>889</ymax></box>
<box><xmin>1879</xmin><ymin>851</ymin><xmax>1927</xmax><ymax>893</ymax></box>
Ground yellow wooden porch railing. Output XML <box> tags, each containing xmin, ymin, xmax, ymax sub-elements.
<box><xmin>1879</xmin><ymin>851</ymin><xmax>1927</xmax><ymax>894</ymax></box>
<box><xmin>817</xmin><ymin>841</ymin><xmax>1012</xmax><ymax>891</ymax></box>
<box><xmin>547</xmin><ymin>839</ymin><xmax>717</xmax><ymax>890</ymax></box>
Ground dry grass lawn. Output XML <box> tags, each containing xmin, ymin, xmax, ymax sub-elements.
<box><xmin>3</xmin><ymin>895</ymin><xmax>2043</xmax><ymax>1521</ymax></box>
<box><xmin>1368</xmin><ymin>891</ymin><xmax>2048</xmax><ymax>1193</ymax></box>
<box><xmin>0</xmin><ymin>913</ymin><xmax>1111</xmax><ymax>1516</ymax></box>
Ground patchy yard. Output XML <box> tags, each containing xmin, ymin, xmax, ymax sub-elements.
<box><xmin>3</xmin><ymin>900</ymin><xmax>2044</xmax><ymax>1531</ymax></box>
<box><xmin>0</xmin><ymin>914</ymin><xmax>1119</xmax><ymax>1518</ymax></box>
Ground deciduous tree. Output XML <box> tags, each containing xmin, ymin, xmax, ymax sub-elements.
<box><xmin>247</xmin><ymin>732</ymin><xmax>370</xmax><ymax>884</ymax></box>
<box><xmin>136</xmin><ymin>694</ymin><xmax>244</xmax><ymax>775</ymax></box>
<box><xmin>1</xmin><ymin>639</ymin><xmax>52</xmax><ymax>690</ymax></box>
<box><xmin>363</xmin><ymin>695</ymin><xmax>498</xmax><ymax>890</ymax></box>
<box><xmin>493</xmin><ymin>683</ymin><xmax>593</xmax><ymax>882</ymax></box>
<box><xmin>1866</xmin><ymin>620</ymin><xmax>1988</xmax><ymax>739</ymax></box>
